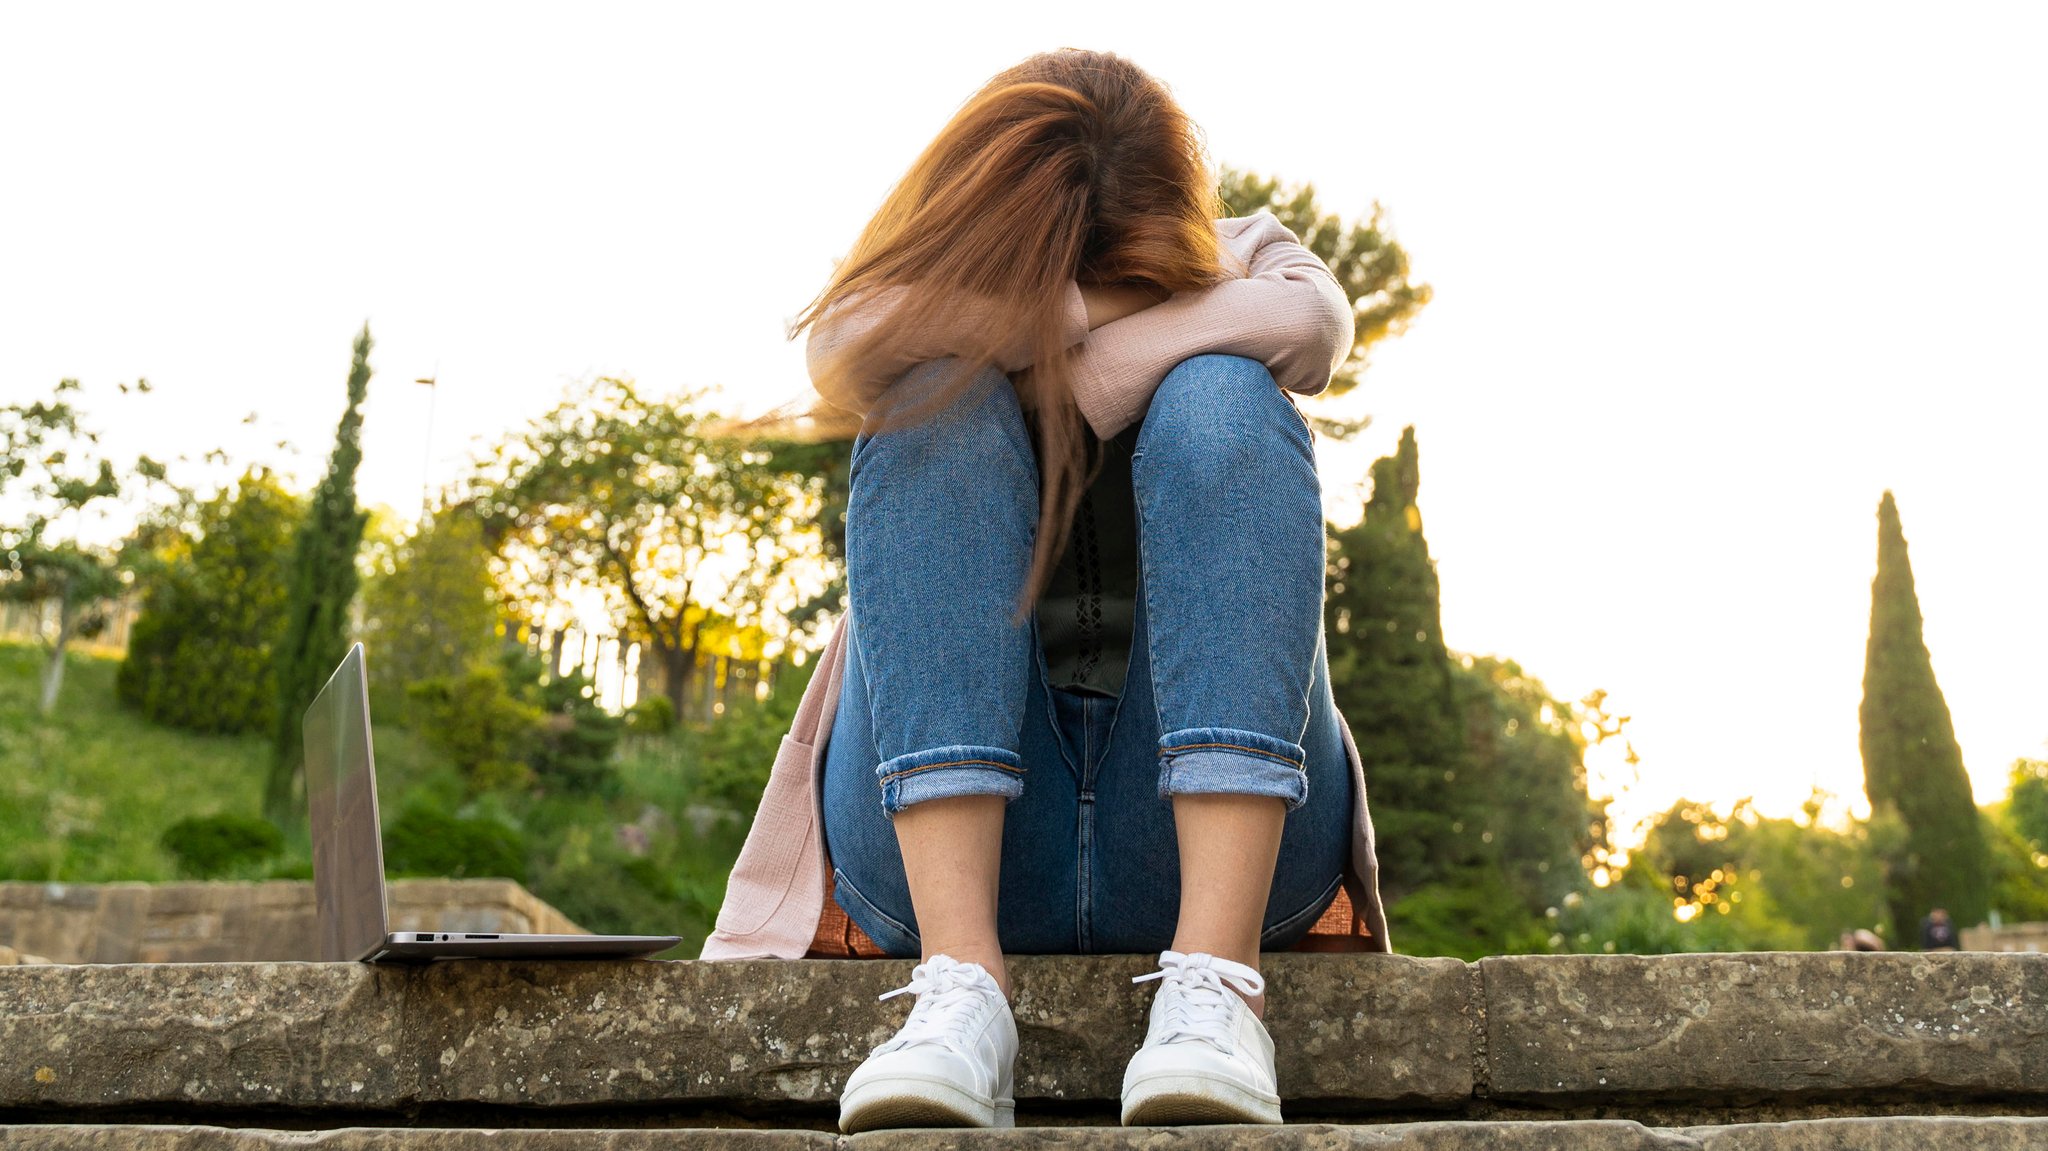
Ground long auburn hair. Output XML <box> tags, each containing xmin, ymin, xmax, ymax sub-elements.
<box><xmin>794</xmin><ymin>49</ymin><xmax>1228</xmax><ymax>622</ymax></box>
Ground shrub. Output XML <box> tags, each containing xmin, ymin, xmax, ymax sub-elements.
<box><xmin>625</xmin><ymin>693</ymin><xmax>675</xmax><ymax>736</ymax></box>
<box><xmin>160</xmin><ymin>812</ymin><xmax>285</xmax><ymax>879</ymax></box>
<box><xmin>381</xmin><ymin>803</ymin><xmax>529</xmax><ymax>882</ymax></box>
<box><xmin>118</xmin><ymin>470</ymin><xmax>301</xmax><ymax>734</ymax></box>
<box><xmin>405</xmin><ymin>661</ymin><xmax>543</xmax><ymax>794</ymax></box>
<box><xmin>529</xmin><ymin>827</ymin><xmax>676</xmax><ymax>939</ymax></box>
<box><xmin>529</xmin><ymin>661</ymin><xmax>623</xmax><ymax>796</ymax></box>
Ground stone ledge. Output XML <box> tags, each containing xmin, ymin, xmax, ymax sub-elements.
<box><xmin>2</xmin><ymin>954</ymin><xmax>2044</xmax><ymax>1122</ymax></box>
<box><xmin>5</xmin><ymin>1119</ymin><xmax>2048</xmax><ymax>1149</ymax></box>
<box><xmin>1480</xmin><ymin>953</ymin><xmax>2048</xmax><ymax>1103</ymax></box>
<box><xmin>0</xmin><ymin>880</ymin><xmax>586</xmax><ymax>964</ymax></box>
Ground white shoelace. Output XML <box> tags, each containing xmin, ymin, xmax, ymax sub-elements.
<box><xmin>1132</xmin><ymin>950</ymin><xmax>1265</xmax><ymax>1051</ymax></box>
<box><xmin>874</xmin><ymin>954</ymin><xmax>1000</xmax><ymax>1056</ymax></box>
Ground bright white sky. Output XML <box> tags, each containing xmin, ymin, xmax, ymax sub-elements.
<box><xmin>4</xmin><ymin>2</ymin><xmax>2044</xmax><ymax>834</ymax></box>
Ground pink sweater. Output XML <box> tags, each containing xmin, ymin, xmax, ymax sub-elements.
<box><xmin>701</xmin><ymin>212</ymin><xmax>1390</xmax><ymax>960</ymax></box>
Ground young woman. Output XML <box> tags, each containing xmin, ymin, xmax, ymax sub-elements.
<box><xmin>703</xmin><ymin>48</ymin><xmax>1390</xmax><ymax>1131</ymax></box>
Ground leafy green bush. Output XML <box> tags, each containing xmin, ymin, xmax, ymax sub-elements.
<box><xmin>405</xmin><ymin>660</ymin><xmax>543</xmax><ymax>794</ymax></box>
<box><xmin>160</xmin><ymin>812</ymin><xmax>284</xmax><ymax>878</ymax></box>
<box><xmin>1385</xmin><ymin>869</ymin><xmax>1553</xmax><ymax>960</ymax></box>
<box><xmin>528</xmin><ymin>661</ymin><xmax>623</xmax><ymax>796</ymax></box>
<box><xmin>1556</xmin><ymin>858</ymin><xmax>1807</xmax><ymax>954</ymax></box>
<box><xmin>118</xmin><ymin>469</ymin><xmax>301</xmax><ymax>734</ymax></box>
<box><xmin>625</xmin><ymin>692</ymin><xmax>675</xmax><ymax>735</ymax></box>
<box><xmin>687</xmin><ymin>661</ymin><xmax>812</xmax><ymax>811</ymax></box>
<box><xmin>381</xmin><ymin>803</ymin><xmax>529</xmax><ymax>882</ymax></box>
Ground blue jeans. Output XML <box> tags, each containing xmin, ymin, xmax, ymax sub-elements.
<box><xmin>821</xmin><ymin>354</ymin><xmax>1353</xmax><ymax>955</ymax></box>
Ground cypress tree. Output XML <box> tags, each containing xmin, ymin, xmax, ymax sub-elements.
<box><xmin>265</xmin><ymin>323</ymin><xmax>374</xmax><ymax>825</ymax></box>
<box><xmin>1324</xmin><ymin>427</ymin><xmax>1477</xmax><ymax>899</ymax></box>
<box><xmin>1859</xmin><ymin>490</ymin><xmax>1990</xmax><ymax>939</ymax></box>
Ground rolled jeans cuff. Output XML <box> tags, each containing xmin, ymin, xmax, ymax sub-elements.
<box><xmin>1156</xmin><ymin>726</ymin><xmax>1309</xmax><ymax>812</ymax></box>
<box><xmin>876</xmin><ymin>745</ymin><xmax>1026</xmax><ymax>815</ymax></box>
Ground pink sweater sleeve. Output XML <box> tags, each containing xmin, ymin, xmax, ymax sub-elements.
<box><xmin>1067</xmin><ymin>212</ymin><xmax>1355</xmax><ymax>438</ymax></box>
<box><xmin>805</xmin><ymin>282</ymin><xmax>1091</xmax><ymax>417</ymax></box>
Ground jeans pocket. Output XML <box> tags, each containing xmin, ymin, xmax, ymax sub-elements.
<box><xmin>831</xmin><ymin>867</ymin><xmax>922</xmax><ymax>958</ymax></box>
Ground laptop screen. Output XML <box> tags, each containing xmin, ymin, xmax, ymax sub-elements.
<box><xmin>304</xmin><ymin>642</ymin><xmax>390</xmax><ymax>961</ymax></box>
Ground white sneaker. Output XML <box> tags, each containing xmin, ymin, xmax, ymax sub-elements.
<box><xmin>1120</xmin><ymin>950</ymin><xmax>1283</xmax><ymax>1126</ymax></box>
<box><xmin>838</xmin><ymin>954</ymin><xmax>1017</xmax><ymax>1132</ymax></box>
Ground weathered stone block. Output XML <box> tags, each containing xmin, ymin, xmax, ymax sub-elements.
<box><xmin>404</xmin><ymin>958</ymin><xmax>904</xmax><ymax>1108</ymax></box>
<box><xmin>1686</xmin><ymin>1117</ymin><xmax>2048</xmax><ymax>1148</ymax></box>
<box><xmin>1481</xmin><ymin>953</ymin><xmax>2048</xmax><ymax>1102</ymax></box>
<box><xmin>847</xmin><ymin>1121</ymin><xmax>1690</xmax><ymax>1148</ymax></box>
<box><xmin>1264</xmin><ymin>954</ymin><xmax>1472</xmax><ymax>1106</ymax></box>
<box><xmin>1</xmin><ymin>962</ymin><xmax>416</xmax><ymax>1111</ymax></box>
<box><xmin>0</xmin><ymin>1129</ymin><xmax>832</xmax><ymax>1149</ymax></box>
<box><xmin>4</xmin><ymin>1119</ymin><xmax>2048</xmax><ymax>1149</ymax></box>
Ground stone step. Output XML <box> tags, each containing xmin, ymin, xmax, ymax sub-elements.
<box><xmin>5</xmin><ymin>1119</ymin><xmax>2048</xmax><ymax>1149</ymax></box>
<box><xmin>3</xmin><ymin>953</ymin><xmax>2045</xmax><ymax>1125</ymax></box>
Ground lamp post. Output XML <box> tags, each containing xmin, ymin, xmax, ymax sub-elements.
<box><xmin>415</xmin><ymin>372</ymin><xmax>438</xmax><ymax>523</ymax></box>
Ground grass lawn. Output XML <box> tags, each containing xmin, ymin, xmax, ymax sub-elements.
<box><xmin>0</xmin><ymin>640</ymin><xmax>468</xmax><ymax>883</ymax></box>
<box><xmin>0</xmin><ymin>639</ymin><xmax>772</xmax><ymax>956</ymax></box>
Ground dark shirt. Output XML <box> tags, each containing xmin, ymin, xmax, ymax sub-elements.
<box><xmin>1920</xmin><ymin>916</ymin><xmax>1959</xmax><ymax>951</ymax></box>
<box><xmin>1037</xmin><ymin>425</ymin><xmax>1141</xmax><ymax>698</ymax></box>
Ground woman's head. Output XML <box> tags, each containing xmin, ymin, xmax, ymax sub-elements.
<box><xmin>800</xmin><ymin>50</ymin><xmax>1226</xmax><ymax>615</ymax></box>
<box><xmin>824</xmin><ymin>50</ymin><xmax>1224</xmax><ymax>312</ymax></box>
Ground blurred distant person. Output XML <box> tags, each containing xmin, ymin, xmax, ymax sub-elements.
<box><xmin>1837</xmin><ymin>928</ymin><xmax>1885</xmax><ymax>952</ymax></box>
<box><xmin>1919</xmin><ymin>907</ymin><xmax>1959</xmax><ymax>951</ymax></box>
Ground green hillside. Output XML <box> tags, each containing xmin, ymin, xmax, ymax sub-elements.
<box><xmin>0</xmin><ymin>640</ymin><xmax>768</xmax><ymax>956</ymax></box>
<box><xmin>0</xmin><ymin>641</ymin><xmax>447</xmax><ymax>883</ymax></box>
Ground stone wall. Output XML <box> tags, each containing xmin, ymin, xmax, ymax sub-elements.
<box><xmin>0</xmin><ymin>879</ymin><xmax>585</xmax><ymax>964</ymax></box>
<box><xmin>1962</xmin><ymin>922</ymin><xmax>2048</xmax><ymax>953</ymax></box>
<box><xmin>3</xmin><ymin>952</ymin><xmax>2044</xmax><ymax>1128</ymax></box>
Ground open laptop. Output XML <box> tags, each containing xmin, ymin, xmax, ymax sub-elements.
<box><xmin>304</xmin><ymin>642</ymin><xmax>680</xmax><ymax>962</ymax></box>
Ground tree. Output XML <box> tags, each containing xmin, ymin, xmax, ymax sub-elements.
<box><xmin>267</xmin><ymin>324</ymin><xmax>374</xmax><ymax>825</ymax></box>
<box><xmin>118</xmin><ymin>467</ymin><xmax>302</xmax><ymax>733</ymax></box>
<box><xmin>359</xmin><ymin>506</ymin><xmax>507</xmax><ymax>722</ymax></box>
<box><xmin>2004</xmin><ymin>759</ymin><xmax>2048</xmax><ymax>853</ymax></box>
<box><xmin>1218</xmin><ymin>168</ymin><xmax>1434</xmax><ymax>410</ymax></box>
<box><xmin>1987</xmin><ymin>759</ymin><xmax>2048</xmax><ymax>924</ymax></box>
<box><xmin>1858</xmin><ymin>490</ymin><xmax>1990</xmax><ymax>936</ymax></box>
<box><xmin>1324</xmin><ymin>427</ymin><xmax>1477</xmax><ymax>900</ymax></box>
<box><xmin>471</xmin><ymin>377</ymin><xmax>824</xmax><ymax>721</ymax></box>
<box><xmin>1633</xmin><ymin>796</ymin><xmax>1892</xmax><ymax>951</ymax></box>
<box><xmin>1455</xmin><ymin>656</ymin><xmax>1603</xmax><ymax>911</ymax></box>
<box><xmin>0</xmin><ymin>378</ymin><xmax>162</xmax><ymax>715</ymax></box>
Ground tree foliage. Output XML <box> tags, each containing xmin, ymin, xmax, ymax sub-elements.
<box><xmin>1218</xmin><ymin>168</ymin><xmax>1434</xmax><ymax>407</ymax></box>
<box><xmin>469</xmin><ymin>377</ymin><xmax>824</xmax><ymax>721</ymax></box>
<box><xmin>267</xmin><ymin>324</ymin><xmax>374</xmax><ymax>825</ymax></box>
<box><xmin>1986</xmin><ymin>759</ymin><xmax>2048</xmax><ymax>923</ymax></box>
<box><xmin>1630</xmin><ymin>796</ymin><xmax>1891</xmax><ymax>951</ymax></box>
<box><xmin>1455</xmin><ymin>656</ymin><xmax>1604</xmax><ymax>911</ymax></box>
<box><xmin>0</xmin><ymin>379</ymin><xmax>163</xmax><ymax>715</ymax></box>
<box><xmin>118</xmin><ymin>467</ymin><xmax>301</xmax><ymax>733</ymax></box>
<box><xmin>1325</xmin><ymin>427</ymin><xmax>1474</xmax><ymax>900</ymax></box>
<box><xmin>359</xmin><ymin>507</ymin><xmax>506</xmax><ymax>721</ymax></box>
<box><xmin>404</xmin><ymin>653</ymin><xmax>545</xmax><ymax>794</ymax></box>
<box><xmin>1324</xmin><ymin>427</ymin><xmax>1611</xmax><ymax>957</ymax></box>
<box><xmin>2003</xmin><ymin>759</ymin><xmax>2048</xmax><ymax>853</ymax></box>
<box><xmin>1858</xmin><ymin>490</ymin><xmax>1990</xmax><ymax>935</ymax></box>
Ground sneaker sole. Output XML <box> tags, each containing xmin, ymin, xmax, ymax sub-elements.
<box><xmin>839</xmin><ymin>1074</ymin><xmax>1015</xmax><ymax>1133</ymax></box>
<box><xmin>1121</xmin><ymin>1072</ymin><xmax>1283</xmax><ymax>1126</ymax></box>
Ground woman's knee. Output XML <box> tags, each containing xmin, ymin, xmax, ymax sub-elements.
<box><xmin>852</xmin><ymin>359</ymin><xmax>1032</xmax><ymax>476</ymax></box>
<box><xmin>1133</xmin><ymin>354</ymin><xmax>1312</xmax><ymax>488</ymax></box>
